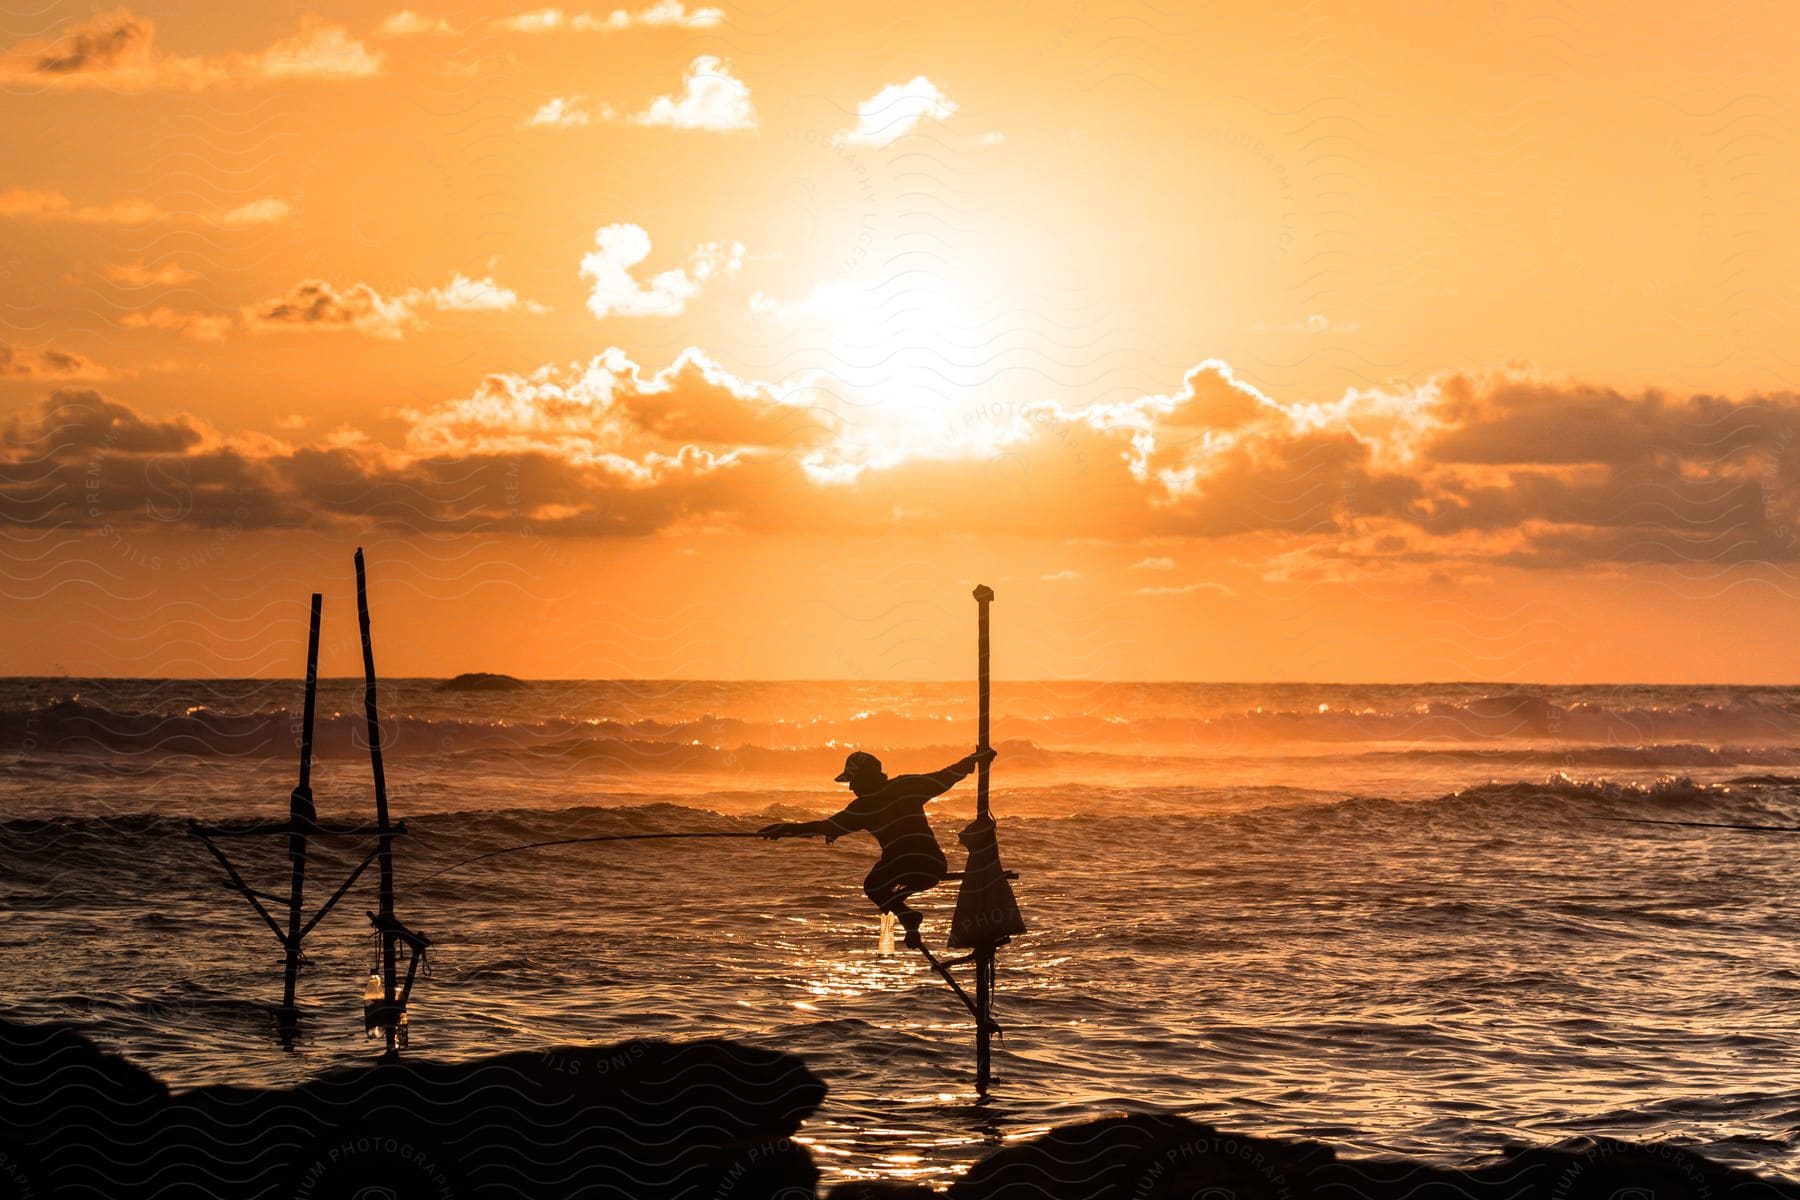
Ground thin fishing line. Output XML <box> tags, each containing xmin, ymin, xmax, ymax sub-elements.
<box><xmin>1590</xmin><ymin>815</ymin><xmax>1800</xmax><ymax>833</ymax></box>
<box><xmin>412</xmin><ymin>830</ymin><xmax>768</xmax><ymax>885</ymax></box>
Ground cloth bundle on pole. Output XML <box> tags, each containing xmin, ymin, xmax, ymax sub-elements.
<box><xmin>948</xmin><ymin>820</ymin><xmax>1024</xmax><ymax>951</ymax></box>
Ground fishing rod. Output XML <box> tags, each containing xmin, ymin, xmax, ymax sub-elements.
<box><xmin>1590</xmin><ymin>815</ymin><xmax>1800</xmax><ymax>834</ymax></box>
<box><xmin>413</xmin><ymin>830</ymin><xmax>768</xmax><ymax>885</ymax></box>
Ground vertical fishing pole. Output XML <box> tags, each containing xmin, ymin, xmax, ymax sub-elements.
<box><xmin>277</xmin><ymin>593</ymin><xmax>322</xmax><ymax>1043</ymax></box>
<box><xmin>949</xmin><ymin>583</ymin><xmax>1025</xmax><ymax>1095</ymax></box>
<box><xmin>355</xmin><ymin>548</ymin><xmax>400</xmax><ymax>1058</ymax></box>
<box><xmin>973</xmin><ymin>586</ymin><xmax>992</xmax><ymax>824</ymax></box>
<box><xmin>973</xmin><ymin>585</ymin><xmax>994</xmax><ymax>1092</ymax></box>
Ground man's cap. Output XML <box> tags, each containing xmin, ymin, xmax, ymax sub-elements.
<box><xmin>834</xmin><ymin>750</ymin><xmax>882</xmax><ymax>782</ymax></box>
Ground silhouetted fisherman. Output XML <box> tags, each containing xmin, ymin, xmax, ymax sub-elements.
<box><xmin>760</xmin><ymin>747</ymin><xmax>997</xmax><ymax>949</ymax></box>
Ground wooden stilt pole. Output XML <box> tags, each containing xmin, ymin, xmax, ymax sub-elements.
<box><xmin>277</xmin><ymin>594</ymin><xmax>322</xmax><ymax>1043</ymax></box>
<box><xmin>948</xmin><ymin>583</ymin><xmax>1024</xmax><ymax>1094</ymax></box>
<box><xmin>354</xmin><ymin>548</ymin><xmax>400</xmax><ymax>1059</ymax></box>
<box><xmin>973</xmin><ymin>584</ymin><xmax>994</xmax><ymax>1095</ymax></box>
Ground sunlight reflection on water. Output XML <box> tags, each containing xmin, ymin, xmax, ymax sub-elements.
<box><xmin>9</xmin><ymin>680</ymin><xmax>1800</xmax><ymax>1187</ymax></box>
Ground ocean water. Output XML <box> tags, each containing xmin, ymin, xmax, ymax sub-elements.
<box><xmin>6</xmin><ymin>678</ymin><xmax>1800</xmax><ymax>1190</ymax></box>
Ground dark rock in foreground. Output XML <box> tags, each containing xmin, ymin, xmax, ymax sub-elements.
<box><xmin>1</xmin><ymin>1017</ymin><xmax>820</xmax><ymax>1199</ymax></box>
<box><xmin>828</xmin><ymin>1112</ymin><xmax>1795</xmax><ymax>1200</ymax></box>
<box><xmin>6</xmin><ymin>1019</ymin><xmax>1796</xmax><ymax>1199</ymax></box>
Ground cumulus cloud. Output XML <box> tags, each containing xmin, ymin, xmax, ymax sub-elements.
<box><xmin>251</xmin><ymin>16</ymin><xmax>383</xmax><ymax>78</ymax></box>
<box><xmin>101</xmin><ymin>261</ymin><xmax>198</xmax><ymax>287</ymax></box>
<box><xmin>376</xmin><ymin>11</ymin><xmax>457</xmax><ymax>35</ymax></box>
<box><xmin>6</xmin><ymin>358</ymin><xmax>1799</xmax><ymax>577</ymax></box>
<box><xmin>1135</xmin><ymin>580</ymin><xmax>1234</xmax><ymax>597</ymax></box>
<box><xmin>633</xmin><ymin>56</ymin><xmax>754</xmax><ymax>130</ymax></box>
<box><xmin>495</xmin><ymin>2</ymin><xmax>723</xmax><ymax>31</ymax></box>
<box><xmin>429</xmin><ymin>272</ymin><xmax>547</xmax><ymax>313</ymax></box>
<box><xmin>0</xmin><ymin>188</ymin><xmax>289</xmax><ymax>227</ymax></box>
<box><xmin>4</xmin><ymin>390</ymin><xmax>206</xmax><ymax>454</ymax></box>
<box><xmin>582</xmin><ymin>224</ymin><xmax>743</xmax><ymax>319</ymax></box>
<box><xmin>1060</xmin><ymin>362</ymin><xmax>1800</xmax><ymax>573</ymax></box>
<box><xmin>0</xmin><ymin>8</ymin><xmax>382</xmax><ymax>91</ymax></box>
<box><xmin>832</xmin><ymin>76</ymin><xmax>958</xmax><ymax>147</ymax></box>
<box><xmin>244</xmin><ymin>281</ymin><xmax>420</xmax><ymax>339</ymax></box>
<box><xmin>0</xmin><ymin>343</ymin><xmax>122</xmax><ymax>382</ymax></box>
<box><xmin>526</xmin><ymin>55</ymin><xmax>751</xmax><ymax>130</ymax></box>
<box><xmin>0</xmin><ymin>346</ymin><xmax>834</xmax><ymax>534</ymax></box>
<box><xmin>405</xmin><ymin>346</ymin><xmax>830</xmax><ymax>458</ymax></box>
<box><xmin>120</xmin><ymin>308</ymin><xmax>232</xmax><ymax>342</ymax></box>
<box><xmin>1130</xmin><ymin>556</ymin><xmax>1175</xmax><ymax>570</ymax></box>
<box><xmin>748</xmin><ymin>281</ymin><xmax>865</xmax><ymax>323</ymax></box>
<box><xmin>524</xmin><ymin>95</ymin><xmax>611</xmax><ymax>127</ymax></box>
<box><xmin>213</xmin><ymin>198</ymin><xmax>292</xmax><ymax>226</ymax></box>
<box><xmin>0</xmin><ymin>391</ymin><xmax>301</xmax><ymax>530</ymax></box>
<box><xmin>1041</xmin><ymin>569</ymin><xmax>1080</xmax><ymax>581</ymax></box>
<box><xmin>235</xmin><ymin>273</ymin><xmax>544</xmax><ymax>339</ymax></box>
<box><xmin>0</xmin><ymin>8</ymin><xmax>220</xmax><ymax>90</ymax></box>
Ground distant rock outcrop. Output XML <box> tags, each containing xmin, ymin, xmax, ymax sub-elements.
<box><xmin>443</xmin><ymin>672</ymin><xmax>528</xmax><ymax>691</ymax></box>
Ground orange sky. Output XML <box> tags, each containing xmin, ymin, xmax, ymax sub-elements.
<box><xmin>2</xmin><ymin>1</ymin><xmax>1798</xmax><ymax>681</ymax></box>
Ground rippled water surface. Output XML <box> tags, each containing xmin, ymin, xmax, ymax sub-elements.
<box><xmin>6</xmin><ymin>679</ymin><xmax>1800</xmax><ymax>1189</ymax></box>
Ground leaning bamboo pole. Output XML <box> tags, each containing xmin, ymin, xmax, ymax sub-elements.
<box><xmin>353</xmin><ymin>548</ymin><xmax>401</xmax><ymax>1057</ymax></box>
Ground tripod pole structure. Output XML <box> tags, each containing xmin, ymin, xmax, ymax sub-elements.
<box><xmin>277</xmin><ymin>593</ymin><xmax>322</xmax><ymax>1041</ymax></box>
<box><xmin>185</xmin><ymin>585</ymin><xmax>409</xmax><ymax>1044</ymax></box>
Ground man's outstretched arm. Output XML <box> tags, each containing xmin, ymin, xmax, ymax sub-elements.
<box><xmin>917</xmin><ymin>746</ymin><xmax>997</xmax><ymax>801</ymax></box>
<box><xmin>758</xmin><ymin>813</ymin><xmax>853</xmax><ymax>842</ymax></box>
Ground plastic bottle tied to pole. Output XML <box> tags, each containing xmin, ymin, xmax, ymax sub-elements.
<box><xmin>362</xmin><ymin>972</ymin><xmax>385</xmax><ymax>1038</ymax></box>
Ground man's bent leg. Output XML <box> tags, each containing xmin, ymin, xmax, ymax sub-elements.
<box><xmin>864</xmin><ymin>861</ymin><xmax>911</xmax><ymax>913</ymax></box>
<box><xmin>865</xmin><ymin>860</ymin><xmax>941</xmax><ymax>948</ymax></box>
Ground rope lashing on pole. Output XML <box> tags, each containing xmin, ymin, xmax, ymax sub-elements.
<box><xmin>412</xmin><ymin>830</ymin><xmax>770</xmax><ymax>886</ymax></box>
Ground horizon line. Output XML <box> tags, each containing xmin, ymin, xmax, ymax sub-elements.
<box><xmin>0</xmin><ymin>674</ymin><xmax>1789</xmax><ymax>689</ymax></box>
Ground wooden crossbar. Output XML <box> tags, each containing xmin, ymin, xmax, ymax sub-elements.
<box><xmin>194</xmin><ymin>832</ymin><xmax>288</xmax><ymax>946</ymax></box>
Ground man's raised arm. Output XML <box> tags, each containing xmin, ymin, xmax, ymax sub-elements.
<box><xmin>917</xmin><ymin>746</ymin><xmax>998</xmax><ymax>801</ymax></box>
